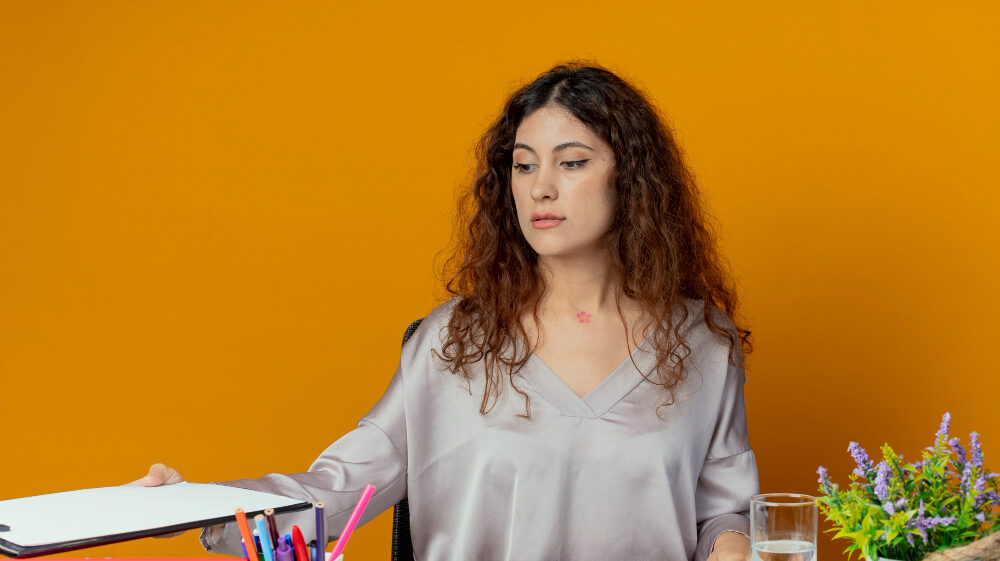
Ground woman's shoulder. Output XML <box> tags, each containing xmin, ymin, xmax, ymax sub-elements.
<box><xmin>674</xmin><ymin>297</ymin><xmax>734</xmax><ymax>337</ymax></box>
<box><xmin>420</xmin><ymin>296</ymin><xmax>462</xmax><ymax>331</ymax></box>
<box><xmin>398</xmin><ymin>297</ymin><xmax>461</xmax><ymax>353</ymax></box>
<box><xmin>675</xmin><ymin>297</ymin><xmax>743</xmax><ymax>363</ymax></box>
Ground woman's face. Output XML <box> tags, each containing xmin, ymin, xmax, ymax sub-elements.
<box><xmin>511</xmin><ymin>105</ymin><xmax>616</xmax><ymax>260</ymax></box>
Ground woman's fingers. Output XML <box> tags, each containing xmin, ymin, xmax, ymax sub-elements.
<box><xmin>122</xmin><ymin>464</ymin><xmax>187</xmax><ymax>537</ymax></box>
<box><xmin>125</xmin><ymin>463</ymin><xmax>185</xmax><ymax>487</ymax></box>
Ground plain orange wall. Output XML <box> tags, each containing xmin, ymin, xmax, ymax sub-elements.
<box><xmin>2</xmin><ymin>2</ymin><xmax>998</xmax><ymax>560</ymax></box>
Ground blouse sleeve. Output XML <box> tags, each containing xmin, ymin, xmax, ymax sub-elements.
<box><xmin>692</xmin><ymin>349</ymin><xmax>760</xmax><ymax>561</ymax></box>
<box><xmin>198</xmin><ymin>360</ymin><xmax>408</xmax><ymax>557</ymax></box>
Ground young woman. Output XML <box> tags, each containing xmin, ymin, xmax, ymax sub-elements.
<box><xmin>133</xmin><ymin>62</ymin><xmax>758</xmax><ymax>561</ymax></box>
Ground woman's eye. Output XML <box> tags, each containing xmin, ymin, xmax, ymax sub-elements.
<box><xmin>513</xmin><ymin>160</ymin><xmax>589</xmax><ymax>174</ymax></box>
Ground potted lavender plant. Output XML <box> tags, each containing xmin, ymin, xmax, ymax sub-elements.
<box><xmin>815</xmin><ymin>413</ymin><xmax>1000</xmax><ymax>561</ymax></box>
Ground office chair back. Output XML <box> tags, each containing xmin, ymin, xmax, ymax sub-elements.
<box><xmin>390</xmin><ymin>317</ymin><xmax>422</xmax><ymax>561</ymax></box>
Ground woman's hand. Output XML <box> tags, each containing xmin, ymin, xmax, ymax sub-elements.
<box><xmin>127</xmin><ymin>463</ymin><xmax>185</xmax><ymax>487</ymax></box>
<box><xmin>708</xmin><ymin>531</ymin><xmax>751</xmax><ymax>561</ymax></box>
<box><xmin>125</xmin><ymin>463</ymin><xmax>187</xmax><ymax>538</ymax></box>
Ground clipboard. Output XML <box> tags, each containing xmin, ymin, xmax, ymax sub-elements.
<box><xmin>0</xmin><ymin>482</ymin><xmax>312</xmax><ymax>558</ymax></box>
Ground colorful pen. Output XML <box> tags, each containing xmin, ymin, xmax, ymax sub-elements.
<box><xmin>255</xmin><ymin>514</ymin><xmax>276</xmax><ymax>561</ymax></box>
<box><xmin>313</xmin><ymin>502</ymin><xmax>326</xmax><ymax>561</ymax></box>
<box><xmin>236</xmin><ymin>508</ymin><xmax>260</xmax><ymax>561</ymax></box>
<box><xmin>246</xmin><ymin>540</ymin><xmax>263</xmax><ymax>561</ymax></box>
<box><xmin>291</xmin><ymin>525</ymin><xmax>309</xmax><ymax>561</ymax></box>
<box><xmin>264</xmin><ymin>508</ymin><xmax>281</xmax><ymax>546</ymax></box>
<box><xmin>329</xmin><ymin>484</ymin><xmax>377</xmax><ymax>560</ymax></box>
<box><xmin>245</xmin><ymin>539</ymin><xmax>263</xmax><ymax>561</ymax></box>
<box><xmin>276</xmin><ymin>535</ymin><xmax>294</xmax><ymax>561</ymax></box>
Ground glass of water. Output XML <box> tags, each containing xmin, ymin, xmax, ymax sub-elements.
<box><xmin>750</xmin><ymin>493</ymin><xmax>817</xmax><ymax>561</ymax></box>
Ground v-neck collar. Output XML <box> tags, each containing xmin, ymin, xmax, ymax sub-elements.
<box><xmin>518</xmin><ymin>330</ymin><xmax>657</xmax><ymax>419</ymax></box>
<box><xmin>512</xmin><ymin>298</ymin><xmax>705</xmax><ymax>419</ymax></box>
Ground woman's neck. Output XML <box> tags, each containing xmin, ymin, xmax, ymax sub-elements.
<box><xmin>536</xmin><ymin>253</ymin><xmax>622</xmax><ymax>318</ymax></box>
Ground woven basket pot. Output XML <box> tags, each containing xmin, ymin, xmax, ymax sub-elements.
<box><xmin>866</xmin><ymin>532</ymin><xmax>1000</xmax><ymax>561</ymax></box>
<box><xmin>921</xmin><ymin>530</ymin><xmax>1000</xmax><ymax>561</ymax></box>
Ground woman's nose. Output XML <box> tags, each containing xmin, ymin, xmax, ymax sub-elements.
<box><xmin>530</xmin><ymin>166</ymin><xmax>559</xmax><ymax>200</ymax></box>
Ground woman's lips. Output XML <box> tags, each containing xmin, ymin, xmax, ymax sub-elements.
<box><xmin>532</xmin><ymin>218</ymin><xmax>564</xmax><ymax>229</ymax></box>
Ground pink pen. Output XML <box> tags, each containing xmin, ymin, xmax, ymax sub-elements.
<box><xmin>328</xmin><ymin>484</ymin><xmax>376</xmax><ymax>560</ymax></box>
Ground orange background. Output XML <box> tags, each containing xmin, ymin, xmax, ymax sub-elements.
<box><xmin>1</xmin><ymin>2</ymin><xmax>998</xmax><ymax>560</ymax></box>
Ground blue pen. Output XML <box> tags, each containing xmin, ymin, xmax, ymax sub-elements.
<box><xmin>255</xmin><ymin>514</ymin><xmax>276</xmax><ymax>561</ymax></box>
<box><xmin>314</xmin><ymin>502</ymin><xmax>326</xmax><ymax>561</ymax></box>
<box><xmin>254</xmin><ymin>529</ymin><xmax>263</xmax><ymax>554</ymax></box>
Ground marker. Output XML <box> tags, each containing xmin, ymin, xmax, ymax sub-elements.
<box><xmin>244</xmin><ymin>539</ymin><xmax>262</xmax><ymax>561</ymax></box>
<box><xmin>264</xmin><ymin>508</ymin><xmax>280</xmax><ymax>546</ymax></box>
<box><xmin>236</xmin><ymin>508</ymin><xmax>259</xmax><ymax>561</ymax></box>
<box><xmin>313</xmin><ymin>502</ymin><xmax>326</xmax><ymax>561</ymax></box>
<box><xmin>255</xmin><ymin>514</ymin><xmax>276</xmax><ymax>561</ymax></box>
<box><xmin>329</xmin><ymin>484</ymin><xmax>376</xmax><ymax>560</ymax></box>
<box><xmin>253</xmin><ymin>529</ymin><xmax>263</xmax><ymax>554</ymax></box>
<box><xmin>291</xmin><ymin>525</ymin><xmax>309</xmax><ymax>561</ymax></box>
<box><xmin>276</xmin><ymin>535</ymin><xmax>294</xmax><ymax>561</ymax></box>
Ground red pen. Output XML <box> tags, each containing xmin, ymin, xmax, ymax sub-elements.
<box><xmin>291</xmin><ymin>525</ymin><xmax>309</xmax><ymax>561</ymax></box>
<box><xmin>264</xmin><ymin>508</ymin><xmax>281</xmax><ymax>546</ymax></box>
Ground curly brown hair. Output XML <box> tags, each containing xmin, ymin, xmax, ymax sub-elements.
<box><xmin>432</xmin><ymin>60</ymin><xmax>753</xmax><ymax>419</ymax></box>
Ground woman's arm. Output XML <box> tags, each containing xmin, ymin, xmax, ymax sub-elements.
<box><xmin>693</xmin><ymin>338</ymin><xmax>758</xmax><ymax>561</ymax></box>
<box><xmin>199</xmin><ymin>360</ymin><xmax>408</xmax><ymax>557</ymax></box>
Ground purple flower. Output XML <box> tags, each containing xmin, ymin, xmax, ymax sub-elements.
<box><xmin>906</xmin><ymin>533</ymin><xmax>915</xmax><ymax>546</ymax></box>
<box><xmin>848</xmin><ymin>441</ymin><xmax>874</xmax><ymax>477</ymax></box>
<box><xmin>949</xmin><ymin>437</ymin><xmax>967</xmax><ymax>464</ymax></box>
<box><xmin>937</xmin><ymin>412</ymin><xmax>951</xmax><ymax>442</ymax></box>
<box><xmin>874</xmin><ymin>461</ymin><xmax>890</xmax><ymax>501</ymax></box>
<box><xmin>977</xmin><ymin>512</ymin><xmax>986</xmax><ymax>523</ymax></box>
<box><xmin>922</xmin><ymin>516</ymin><xmax>957</xmax><ymax>527</ymax></box>
<box><xmin>974</xmin><ymin>479</ymin><xmax>988</xmax><ymax>506</ymax></box>
<box><xmin>974</xmin><ymin>472</ymin><xmax>986</xmax><ymax>493</ymax></box>
<box><xmin>962</xmin><ymin>463</ymin><xmax>973</xmax><ymax>492</ymax></box>
<box><xmin>816</xmin><ymin>465</ymin><xmax>833</xmax><ymax>495</ymax></box>
<box><xmin>970</xmin><ymin>432</ymin><xmax>983</xmax><ymax>467</ymax></box>
<box><xmin>908</xmin><ymin>503</ymin><xmax>958</xmax><ymax>544</ymax></box>
<box><xmin>884</xmin><ymin>498</ymin><xmax>907</xmax><ymax>515</ymax></box>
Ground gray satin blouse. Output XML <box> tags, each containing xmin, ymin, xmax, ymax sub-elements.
<box><xmin>199</xmin><ymin>297</ymin><xmax>759</xmax><ymax>561</ymax></box>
